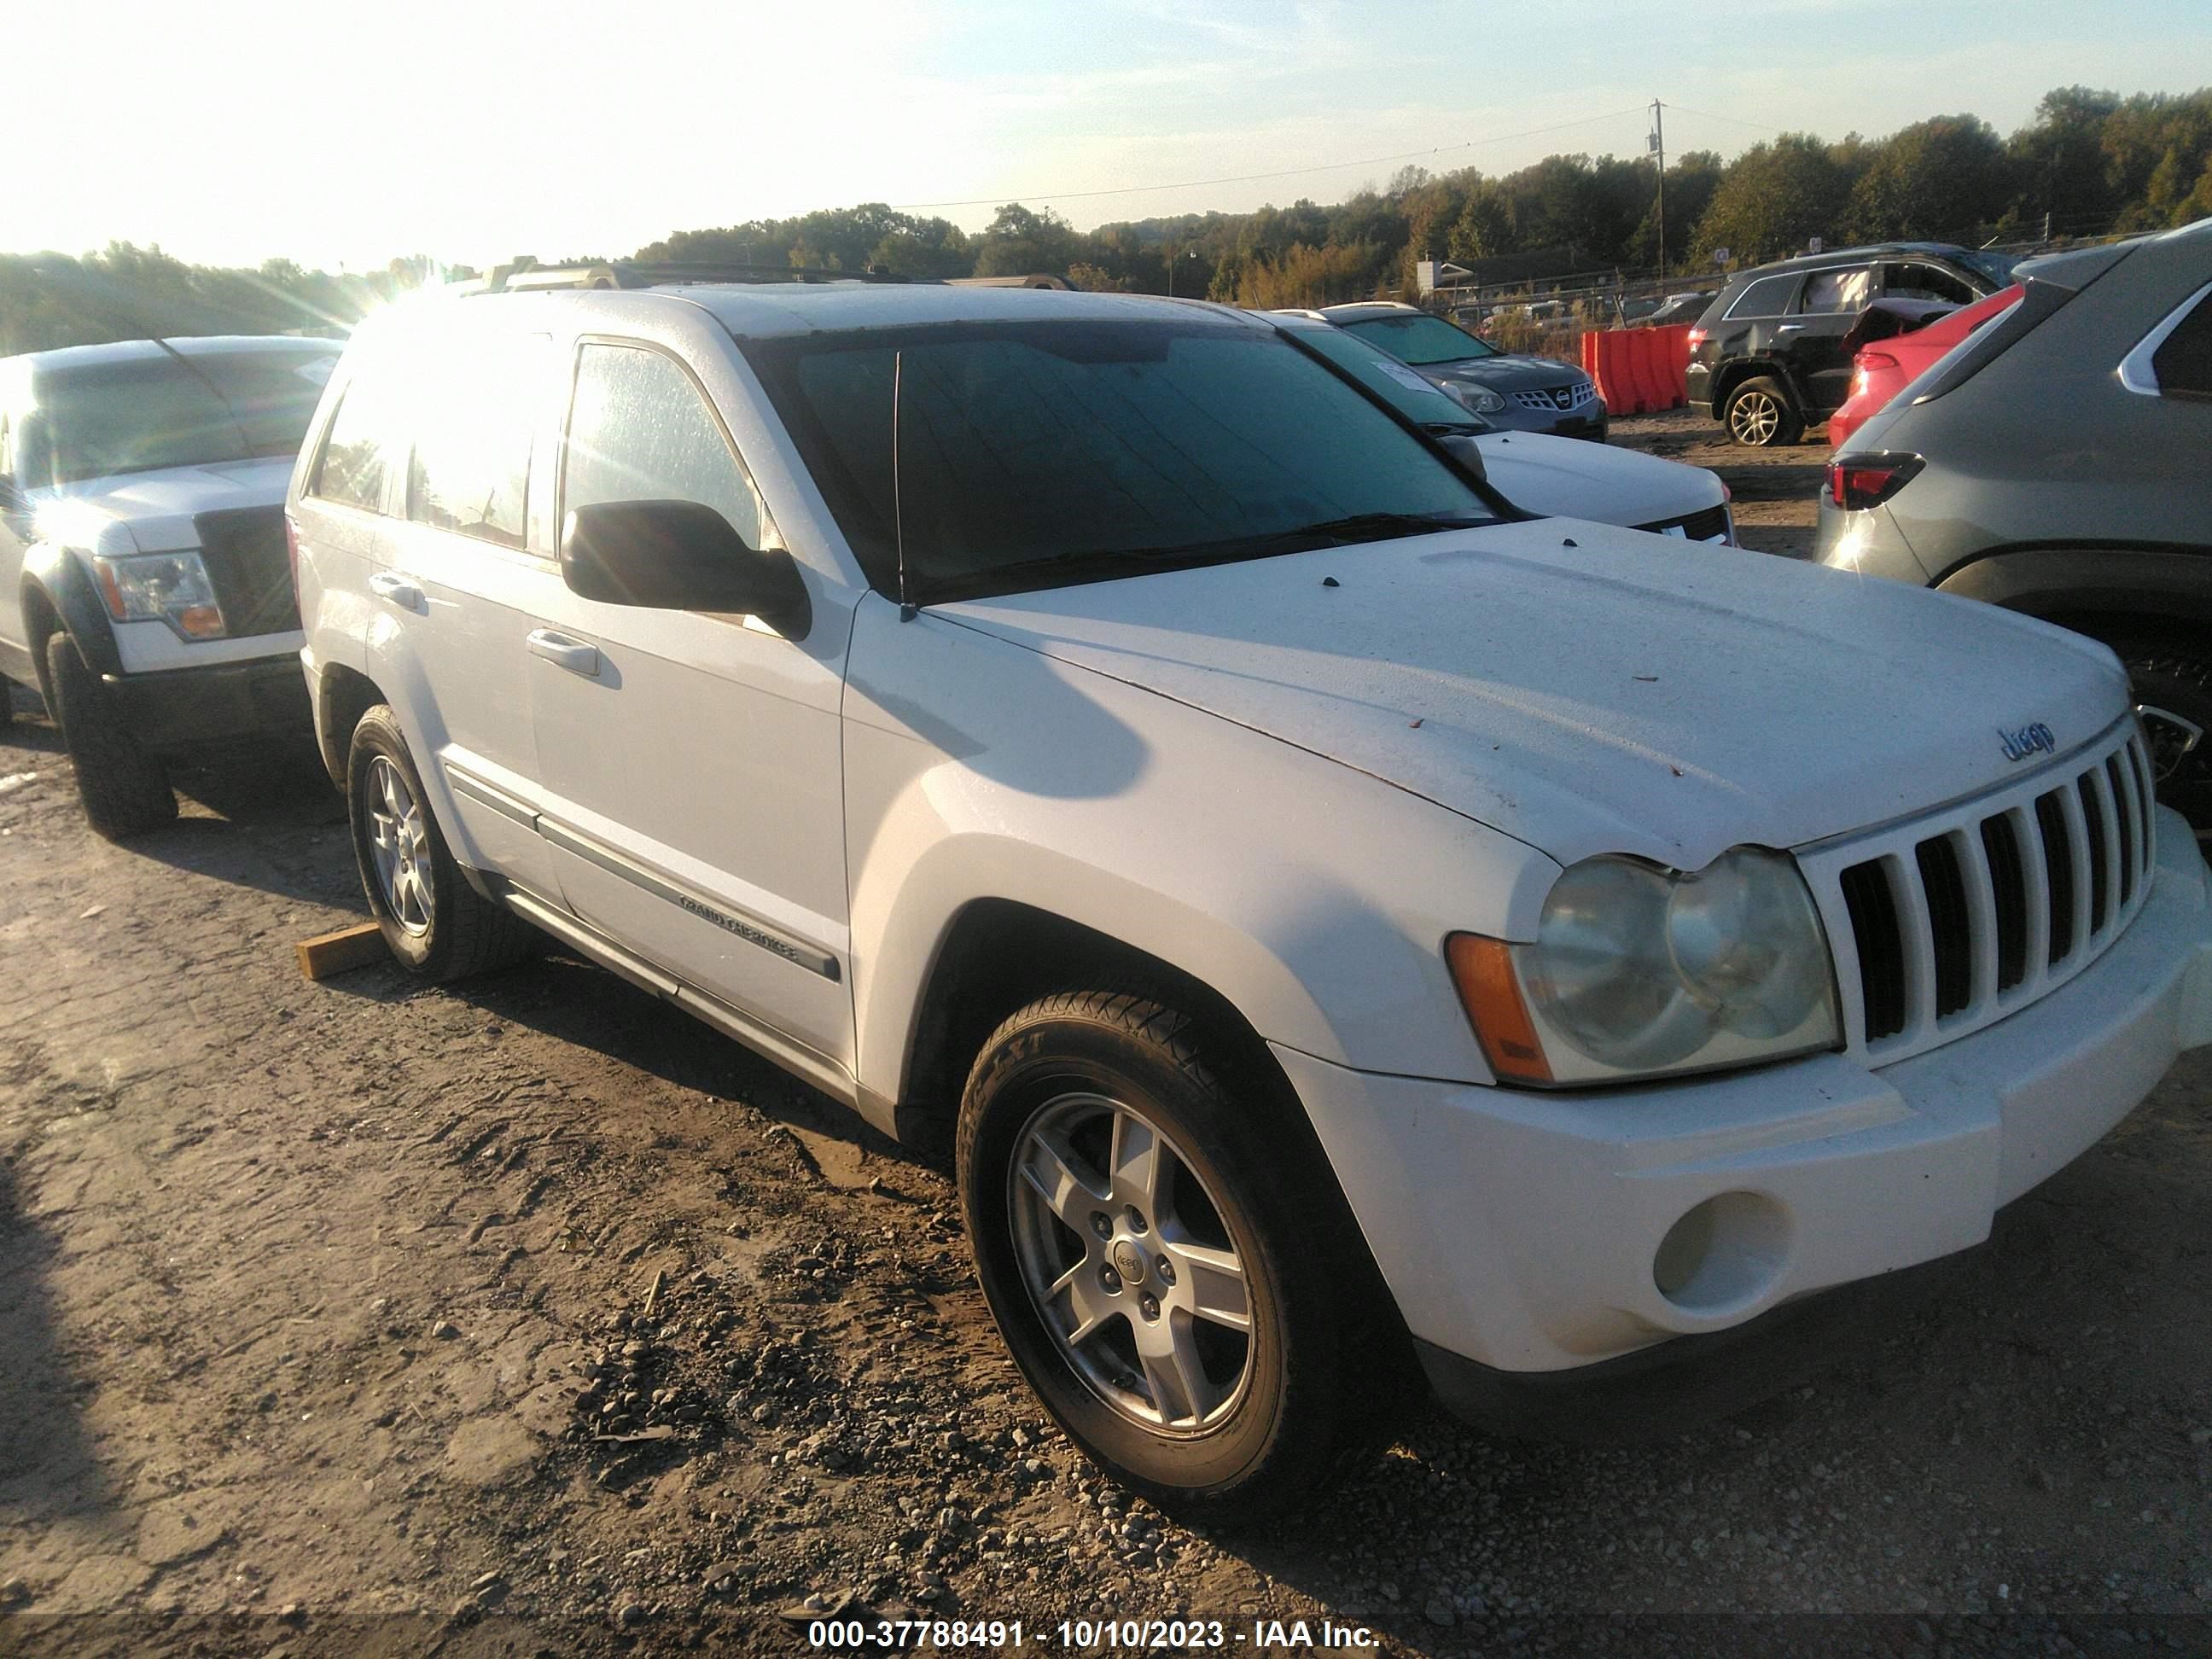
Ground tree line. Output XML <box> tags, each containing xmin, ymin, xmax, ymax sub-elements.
<box><xmin>4</xmin><ymin>85</ymin><xmax>2207</xmax><ymax>355</ymax></box>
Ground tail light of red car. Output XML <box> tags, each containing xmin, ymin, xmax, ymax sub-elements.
<box><xmin>1827</xmin><ymin>452</ymin><xmax>1924</xmax><ymax>512</ymax></box>
<box><xmin>1850</xmin><ymin>348</ymin><xmax>1898</xmax><ymax>399</ymax></box>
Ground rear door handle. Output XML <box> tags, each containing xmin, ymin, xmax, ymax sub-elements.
<box><xmin>368</xmin><ymin>570</ymin><xmax>425</xmax><ymax>609</ymax></box>
<box><xmin>527</xmin><ymin>629</ymin><xmax>601</xmax><ymax>678</ymax></box>
<box><xmin>1775</xmin><ymin>323</ymin><xmax>1806</xmax><ymax>333</ymax></box>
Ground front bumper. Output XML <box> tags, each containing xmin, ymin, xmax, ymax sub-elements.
<box><xmin>102</xmin><ymin>655</ymin><xmax>314</xmax><ymax>754</ymax></box>
<box><xmin>1283</xmin><ymin>806</ymin><xmax>2212</xmax><ymax>1396</ymax></box>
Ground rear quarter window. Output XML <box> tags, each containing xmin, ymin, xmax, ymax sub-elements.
<box><xmin>2147</xmin><ymin>287</ymin><xmax>2212</xmax><ymax>399</ymax></box>
<box><xmin>1723</xmin><ymin>274</ymin><xmax>1802</xmax><ymax>321</ymax></box>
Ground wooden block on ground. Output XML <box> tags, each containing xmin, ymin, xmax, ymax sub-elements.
<box><xmin>297</xmin><ymin>922</ymin><xmax>390</xmax><ymax>981</ymax></box>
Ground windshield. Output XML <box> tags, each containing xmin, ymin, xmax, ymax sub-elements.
<box><xmin>1953</xmin><ymin>249</ymin><xmax>2019</xmax><ymax>289</ymax></box>
<box><xmin>29</xmin><ymin>347</ymin><xmax>337</xmax><ymax>486</ymax></box>
<box><xmin>747</xmin><ymin>319</ymin><xmax>1496</xmax><ymax>602</ymax></box>
<box><xmin>1278</xmin><ymin>324</ymin><xmax>1483</xmax><ymax>430</ymax></box>
<box><xmin>1337</xmin><ymin>311</ymin><xmax>1499</xmax><ymax>366</ymax></box>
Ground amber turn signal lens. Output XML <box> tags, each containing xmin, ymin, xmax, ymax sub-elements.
<box><xmin>1444</xmin><ymin>932</ymin><xmax>1552</xmax><ymax>1085</ymax></box>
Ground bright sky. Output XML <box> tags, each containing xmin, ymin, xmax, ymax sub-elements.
<box><xmin>13</xmin><ymin>0</ymin><xmax>2208</xmax><ymax>271</ymax></box>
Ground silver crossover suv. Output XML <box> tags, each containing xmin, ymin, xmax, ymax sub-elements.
<box><xmin>1816</xmin><ymin>218</ymin><xmax>2212</xmax><ymax>831</ymax></box>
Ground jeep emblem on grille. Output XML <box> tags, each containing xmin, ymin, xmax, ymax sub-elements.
<box><xmin>2000</xmin><ymin>721</ymin><xmax>2056</xmax><ymax>763</ymax></box>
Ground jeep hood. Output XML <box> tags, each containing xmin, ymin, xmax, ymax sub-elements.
<box><xmin>35</xmin><ymin>456</ymin><xmax>295</xmax><ymax>554</ymax></box>
<box><xmin>940</xmin><ymin>519</ymin><xmax>2128</xmax><ymax>871</ymax></box>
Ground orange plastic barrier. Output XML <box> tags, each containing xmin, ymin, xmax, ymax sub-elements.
<box><xmin>1580</xmin><ymin>325</ymin><xmax>1690</xmax><ymax>417</ymax></box>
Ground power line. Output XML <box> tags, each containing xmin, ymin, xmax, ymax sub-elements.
<box><xmin>1662</xmin><ymin>102</ymin><xmax>1792</xmax><ymax>136</ymax></box>
<box><xmin>887</xmin><ymin>106</ymin><xmax>1650</xmax><ymax>212</ymax></box>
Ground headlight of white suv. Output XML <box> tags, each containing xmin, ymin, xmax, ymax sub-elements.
<box><xmin>91</xmin><ymin>550</ymin><xmax>228</xmax><ymax>639</ymax></box>
<box><xmin>1447</xmin><ymin>847</ymin><xmax>1840</xmax><ymax>1086</ymax></box>
<box><xmin>1446</xmin><ymin>381</ymin><xmax>1508</xmax><ymax>415</ymax></box>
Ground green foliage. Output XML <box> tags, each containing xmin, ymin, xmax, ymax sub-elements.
<box><xmin>1</xmin><ymin>242</ymin><xmax>405</xmax><ymax>356</ymax></box>
<box><xmin>1691</xmin><ymin>134</ymin><xmax>1852</xmax><ymax>265</ymax></box>
<box><xmin>1846</xmin><ymin>116</ymin><xmax>2011</xmax><ymax>242</ymax></box>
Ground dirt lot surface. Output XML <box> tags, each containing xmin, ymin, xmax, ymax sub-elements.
<box><xmin>6</xmin><ymin>581</ymin><xmax>2212</xmax><ymax>1653</ymax></box>
<box><xmin>1606</xmin><ymin>405</ymin><xmax>1825</xmax><ymax>561</ymax></box>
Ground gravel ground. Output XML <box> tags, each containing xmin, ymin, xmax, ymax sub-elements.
<box><xmin>5</xmin><ymin>568</ymin><xmax>2212</xmax><ymax>1656</ymax></box>
<box><xmin>1604</xmin><ymin>405</ymin><xmax>1825</xmax><ymax>561</ymax></box>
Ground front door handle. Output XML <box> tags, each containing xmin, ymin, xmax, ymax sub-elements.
<box><xmin>1774</xmin><ymin>323</ymin><xmax>1806</xmax><ymax>333</ymax></box>
<box><xmin>527</xmin><ymin>629</ymin><xmax>602</xmax><ymax>678</ymax></box>
<box><xmin>369</xmin><ymin>569</ymin><xmax>425</xmax><ymax>609</ymax></box>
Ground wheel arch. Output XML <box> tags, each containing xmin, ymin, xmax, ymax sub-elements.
<box><xmin>313</xmin><ymin>661</ymin><xmax>390</xmax><ymax>789</ymax></box>
<box><xmin>886</xmin><ymin>896</ymin><xmax>1295</xmax><ymax>1154</ymax></box>
<box><xmin>1932</xmin><ymin>544</ymin><xmax>2212</xmax><ymax>643</ymax></box>
<box><xmin>1709</xmin><ymin>357</ymin><xmax>1798</xmax><ymax>417</ymax></box>
<box><xmin>19</xmin><ymin>548</ymin><xmax>120</xmax><ymax>703</ymax></box>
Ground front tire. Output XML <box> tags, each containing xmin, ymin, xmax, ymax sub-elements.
<box><xmin>2109</xmin><ymin>641</ymin><xmax>2212</xmax><ymax>835</ymax></box>
<box><xmin>957</xmin><ymin>989</ymin><xmax>1400</xmax><ymax>1523</ymax></box>
<box><xmin>1724</xmin><ymin>375</ymin><xmax>1803</xmax><ymax>447</ymax></box>
<box><xmin>43</xmin><ymin>633</ymin><xmax>177</xmax><ymax>839</ymax></box>
<box><xmin>346</xmin><ymin>704</ymin><xmax>533</xmax><ymax>981</ymax></box>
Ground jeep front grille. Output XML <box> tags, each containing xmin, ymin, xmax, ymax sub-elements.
<box><xmin>1796</xmin><ymin>721</ymin><xmax>2157</xmax><ymax>1061</ymax></box>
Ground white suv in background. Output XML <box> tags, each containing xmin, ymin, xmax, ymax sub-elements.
<box><xmin>0</xmin><ymin>336</ymin><xmax>339</xmax><ymax>835</ymax></box>
<box><xmin>288</xmin><ymin>266</ymin><xmax>2212</xmax><ymax>1521</ymax></box>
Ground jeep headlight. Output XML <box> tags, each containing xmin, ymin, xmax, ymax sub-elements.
<box><xmin>92</xmin><ymin>550</ymin><xmax>228</xmax><ymax>639</ymax></box>
<box><xmin>1447</xmin><ymin>847</ymin><xmax>1840</xmax><ymax>1086</ymax></box>
<box><xmin>1446</xmin><ymin>381</ymin><xmax>1508</xmax><ymax>415</ymax></box>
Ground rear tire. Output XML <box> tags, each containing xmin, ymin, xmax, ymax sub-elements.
<box><xmin>346</xmin><ymin>704</ymin><xmax>534</xmax><ymax>981</ymax></box>
<box><xmin>957</xmin><ymin>988</ymin><xmax>1405</xmax><ymax>1525</ymax></box>
<box><xmin>43</xmin><ymin>633</ymin><xmax>177</xmax><ymax>839</ymax></box>
<box><xmin>1724</xmin><ymin>375</ymin><xmax>1803</xmax><ymax>447</ymax></box>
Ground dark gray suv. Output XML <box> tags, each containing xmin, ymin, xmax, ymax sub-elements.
<box><xmin>1816</xmin><ymin>218</ymin><xmax>2212</xmax><ymax>830</ymax></box>
<box><xmin>1305</xmin><ymin>303</ymin><xmax>1607</xmax><ymax>440</ymax></box>
<box><xmin>1686</xmin><ymin>243</ymin><xmax>2017</xmax><ymax>445</ymax></box>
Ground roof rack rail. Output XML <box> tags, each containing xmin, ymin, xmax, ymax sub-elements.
<box><xmin>461</xmin><ymin>257</ymin><xmax>927</xmax><ymax>295</ymax></box>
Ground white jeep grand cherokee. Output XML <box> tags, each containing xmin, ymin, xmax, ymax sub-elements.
<box><xmin>288</xmin><ymin>268</ymin><xmax>2212</xmax><ymax>1521</ymax></box>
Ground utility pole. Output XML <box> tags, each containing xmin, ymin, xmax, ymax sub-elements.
<box><xmin>1650</xmin><ymin>98</ymin><xmax>1667</xmax><ymax>279</ymax></box>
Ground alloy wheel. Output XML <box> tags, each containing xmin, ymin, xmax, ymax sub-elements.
<box><xmin>1730</xmin><ymin>390</ymin><xmax>1780</xmax><ymax>445</ymax></box>
<box><xmin>364</xmin><ymin>755</ymin><xmax>433</xmax><ymax>936</ymax></box>
<box><xmin>1007</xmin><ymin>1091</ymin><xmax>1254</xmax><ymax>1436</ymax></box>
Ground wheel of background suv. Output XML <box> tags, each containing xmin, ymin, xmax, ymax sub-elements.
<box><xmin>43</xmin><ymin>632</ymin><xmax>177</xmax><ymax>839</ymax></box>
<box><xmin>2111</xmin><ymin>643</ymin><xmax>2212</xmax><ymax>836</ymax></box>
<box><xmin>958</xmin><ymin>988</ymin><xmax>1400</xmax><ymax>1523</ymax></box>
<box><xmin>1724</xmin><ymin>376</ymin><xmax>1803</xmax><ymax>447</ymax></box>
<box><xmin>346</xmin><ymin>704</ymin><xmax>534</xmax><ymax>981</ymax></box>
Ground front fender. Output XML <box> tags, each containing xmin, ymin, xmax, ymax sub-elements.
<box><xmin>21</xmin><ymin>543</ymin><xmax>121</xmax><ymax>685</ymax></box>
<box><xmin>841</xmin><ymin>598</ymin><xmax>1559</xmax><ymax>1103</ymax></box>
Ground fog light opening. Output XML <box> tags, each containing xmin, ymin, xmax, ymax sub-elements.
<box><xmin>1652</xmin><ymin>1191</ymin><xmax>1791</xmax><ymax>1316</ymax></box>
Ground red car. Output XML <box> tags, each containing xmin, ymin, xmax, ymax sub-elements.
<box><xmin>1826</xmin><ymin>285</ymin><xmax>2023</xmax><ymax>450</ymax></box>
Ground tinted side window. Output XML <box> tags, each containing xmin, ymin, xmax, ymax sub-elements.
<box><xmin>406</xmin><ymin>331</ymin><xmax>544</xmax><ymax>550</ymax></box>
<box><xmin>563</xmin><ymin>344</ymin><xmax>765</xmax><ymax>550</ymax></box>
<box><xmin>1882</xmin><ymin>263</ymin><xmax>1975</xmax><ymax>306</ymax></box>
<box><xmin>1800</xmin><ymin>267</ymin><xmax>1872</xmax><ymax>315</ymax></box>
<box><xmin>312</xmin><ymin>365</ymin><xmax>401</xmax><ymax>513</ymax></box>
<box><xmin>1723</xmin><ymin>274</ymin><xmax>1801</xmax><ymax>320</ymax></box>
<box><xmin>2151</xmin><ymin>291</ymin><xmax>2212</xmax><ymax>399</ymax></box>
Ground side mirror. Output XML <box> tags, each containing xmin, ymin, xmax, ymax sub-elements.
<box><xmin>560</xmin><ymin>499</ymin><xmax>811</xmax><ymax>639</ymax></box>
<box><xmin>1436</xmin><ymin>432</ymin><xmax>1488</xmax><ymax>483</ymax></box>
